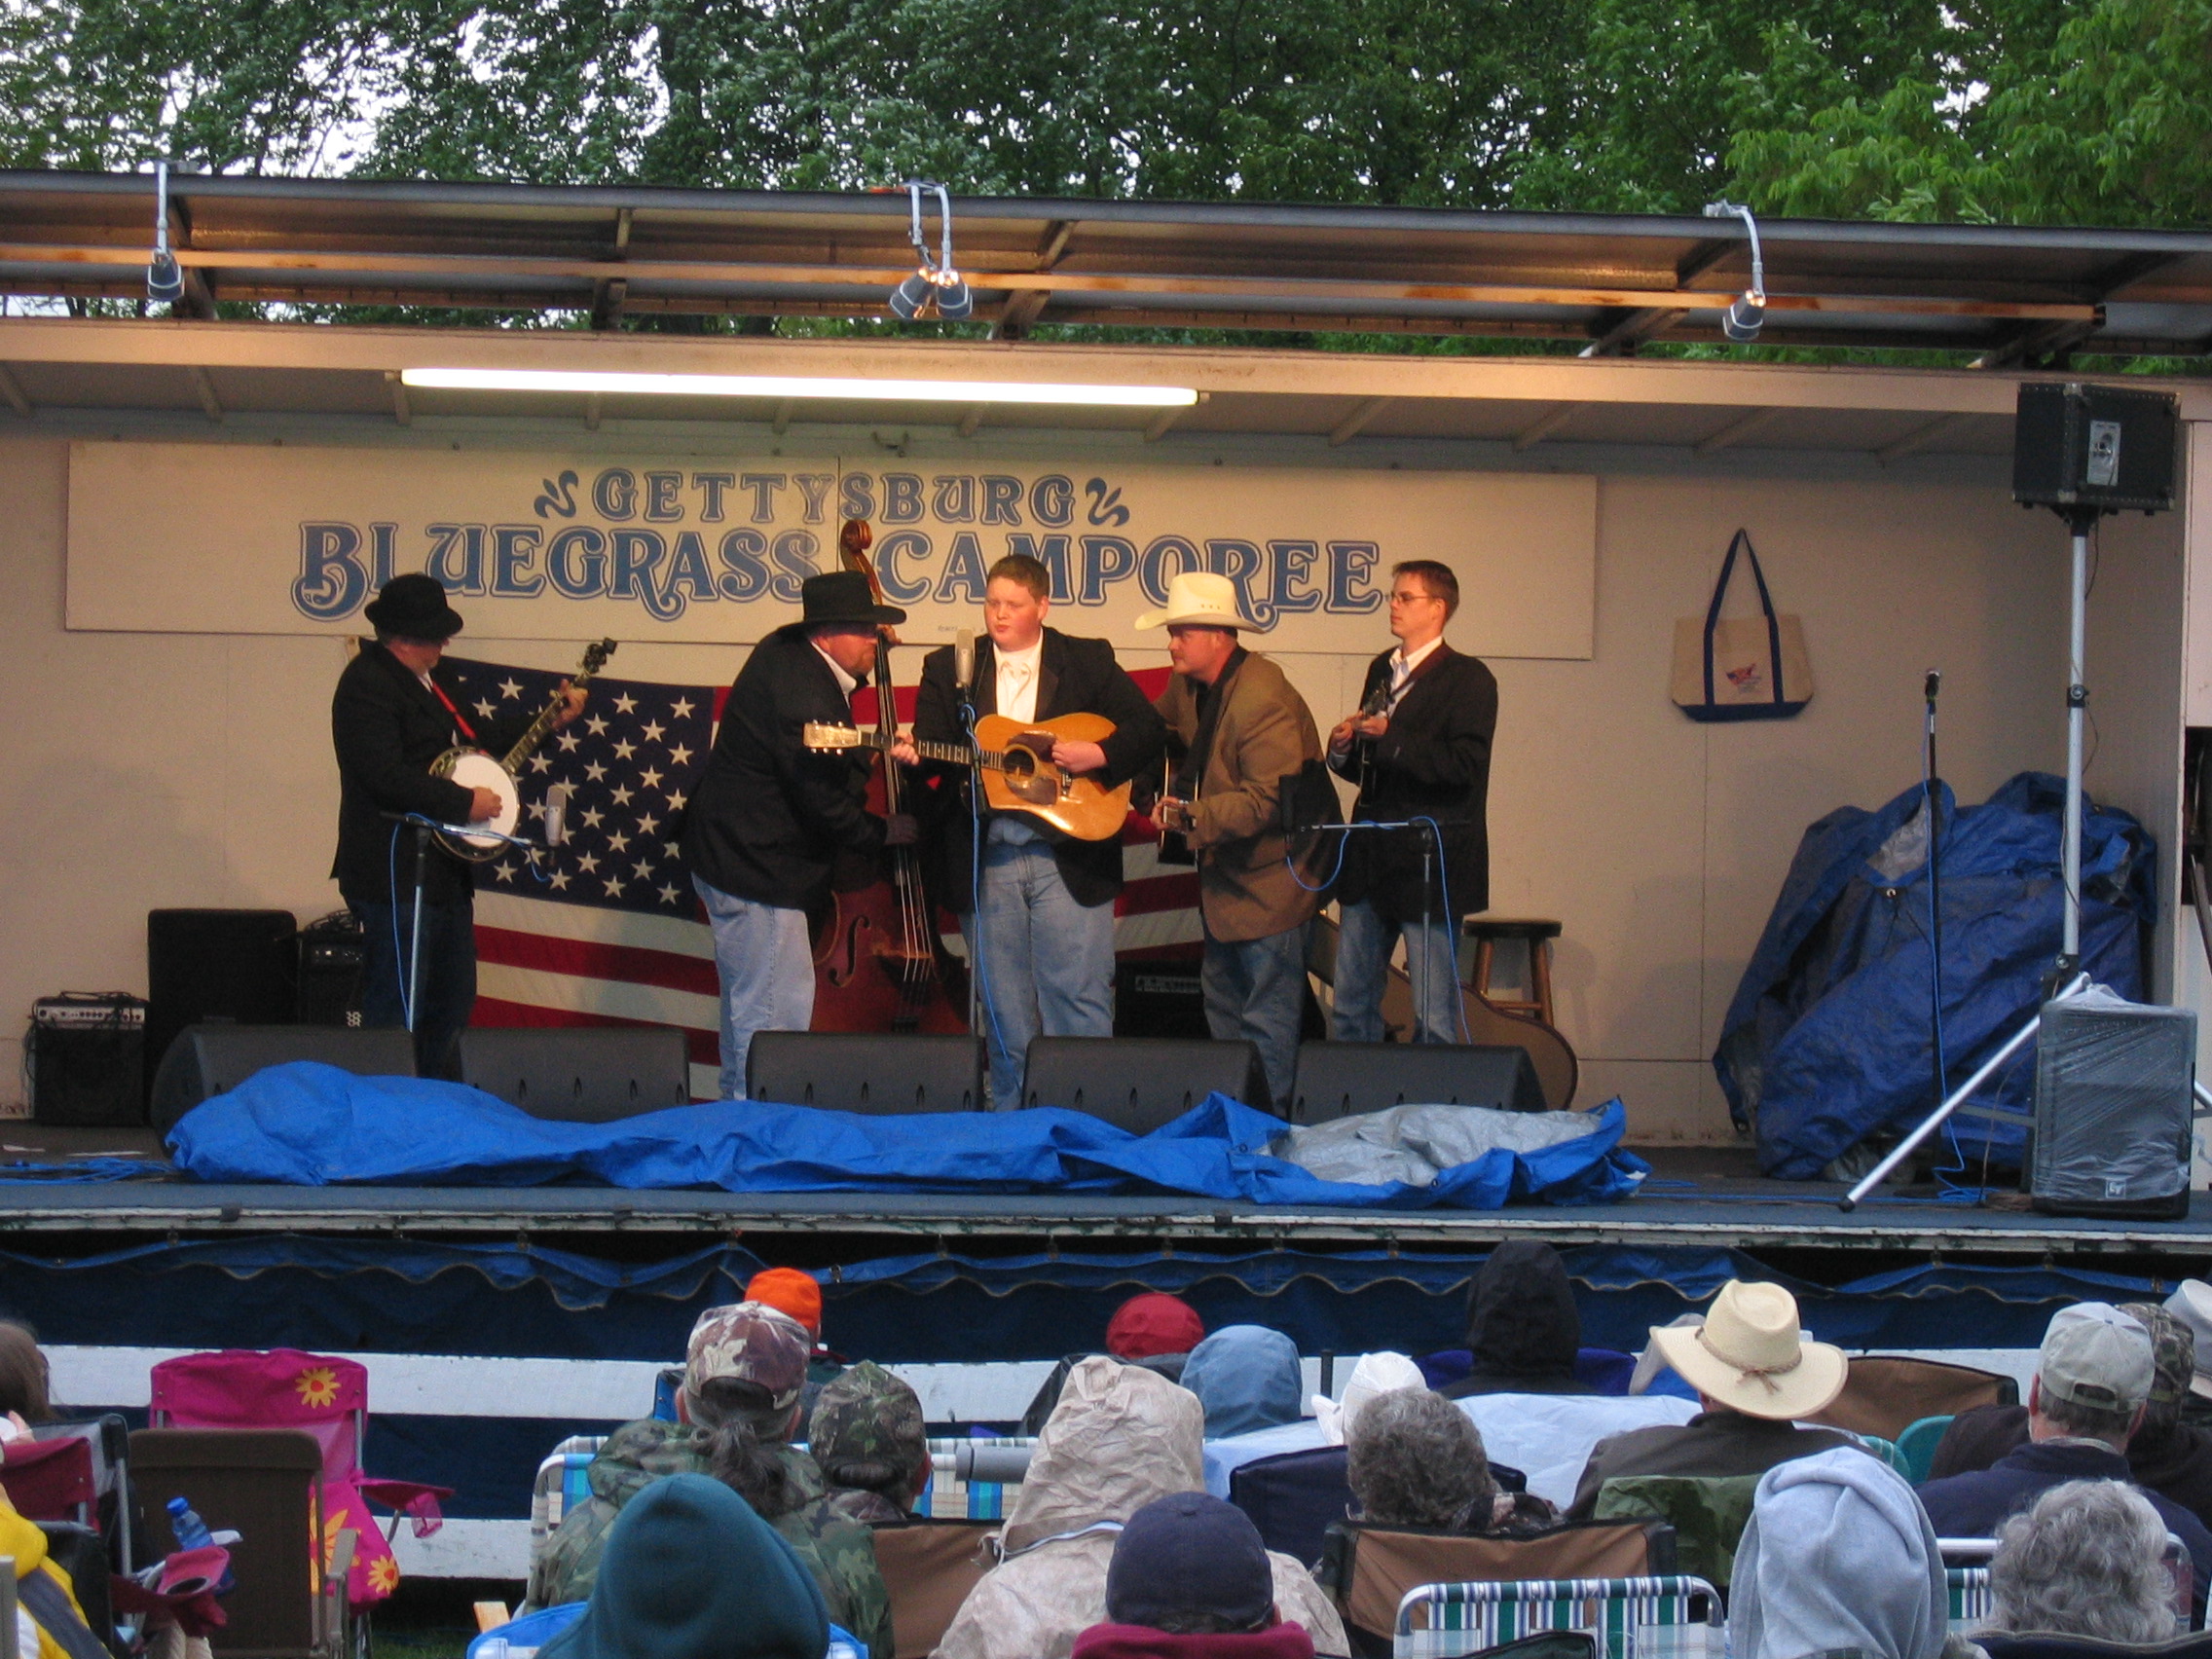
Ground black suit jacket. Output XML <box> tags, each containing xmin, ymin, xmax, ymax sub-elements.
<box><xmin>330</xmin><ymin>644</ymin><xmax>534</xmax><ymax>906</ymax></box>
<box><xmin>679</xmin><ymin>628</ymin><xmax>884</xmax><ymax>911</ymax></box>
<box><xmin>1329</xmin><ymin>643</ymin><xmax>1497</xmax><ymax>921</ymax></box>
<box><xmin>911</xmin><ymin>627</ymin><xmax>1167</xmax><ymax>910</ymax></box>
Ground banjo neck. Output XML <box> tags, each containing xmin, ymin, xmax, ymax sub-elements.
<box><xmin>496</xmin><ymin>638</ymin><xmax>617</xmax><ymax>773</ymax></box>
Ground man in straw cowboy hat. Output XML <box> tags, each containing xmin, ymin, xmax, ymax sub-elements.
<box><xmin>678</xmin><ymin>571</ymin><xmax>918</xmax><ymax>1098</ymax></box>
<box><xmin>1567</xmin><ymin>1278</ymin><xmax>1859</xmax><ymax>1517</ymax></box>
<box><xmin>1917</xmin><ymin>1301</ymin><xmax>2212</xmax><ymax>1613</ymax></box>
<box><xmin>1143</xmin><ymin>571</ymin><xmax>1327</xmax><ymax>1112</ymax></box>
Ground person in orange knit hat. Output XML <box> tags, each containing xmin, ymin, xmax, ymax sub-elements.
<box><xmin>745</xmin><ymin>1268</ymin><xmax>844</xmax><ymax>1411</ymax></box>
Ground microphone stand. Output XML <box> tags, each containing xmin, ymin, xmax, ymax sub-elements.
<box><xmin>381</xmin><ymin>812</ymin><xmax>540</xmax><ymax>1035</ymax></box>
<box><xmin>1289</xmin><ymin>812</ymin><xmax>1473</xmax><ymax>1043</ymax></box>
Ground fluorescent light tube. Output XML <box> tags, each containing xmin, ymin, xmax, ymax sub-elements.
<box><xmin>399</xmin><ymin>368</ymin><xmax>1198</xmax><ymax>408</ymax></box>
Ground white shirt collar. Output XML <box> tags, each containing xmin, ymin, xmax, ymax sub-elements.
<box><xmin>996</xmin><ymin>637</ymin><xmax>1044</xmax><ymax>671</ymax></box>
<box><xmin>811</xmin><ymin>641</ymin><xmax>861</xmax><ymax>697</ymax></box>
<box><xmin>1393</xmin><ymin>635</ymin><xmax>1446</xmax><ymax>676</ymax></box>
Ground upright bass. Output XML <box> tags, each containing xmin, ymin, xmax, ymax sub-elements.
<box><xmin>810</xmin><ymin>519</ymin><xmax>968</xmax><ymax>1033</ymax></box>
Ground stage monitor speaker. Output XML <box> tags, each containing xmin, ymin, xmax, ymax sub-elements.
<box><xmin>460</xmin><ymin>1026</ymin><xmax>690</xmax><ymax>1122</ymax></box>
<box><xmin>1289</xmin><ymin>1040</ymin><xmax>1545</xmax><ymax>1126</ymax></box>
<box><xmin>1020</xmin><ymin>1037</ymin><xmax>1264</xmax><ymax>1133</ymax></box>
<box><xmin>746</xmin><ymin>1031</ymin><xmax>985</xmax><ymax>1115</ymax></box>
<box><xmin>27</xmin><ymin>994</ymin><xmax>147</xmax><ymax>1126</ymax></box>
<box><xmin>2012</xmin><ymin>382</ymin><xmax>2179</xmax><ymax>516</ymax></box>
<box><xmin>146</xmin><ymin>909</ymin><xmax>299</xmax><ymax>1102</ymax></box>
<box><xmin>148</xmin><ymin>1024</ymin><xmax>416</xmax><ymax>1132</ymax></box>
<box><xmin>2030</xmin><ymin>992</ymin><xmax>2194</xmax><ymax>1220</ymax></box>
<box><xmin>1115</xmin><ymin>959</ymin><xmax>1211</xmax><ymax>1039</ymax></box>
<box><xmin>296</xmin><ymin>913</ymin><xmax>365</xmax><ymax>1027</ymax></box>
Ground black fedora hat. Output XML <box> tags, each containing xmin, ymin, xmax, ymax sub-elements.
<box><xmin>797</xmin><ymin>570</ymin><xmax>905</xmax><ymax>629</ymax></box>
<box><xmin>363</xmin><ymin>572</ymin><xmax>465</xmax><ymax>640</ymax></box>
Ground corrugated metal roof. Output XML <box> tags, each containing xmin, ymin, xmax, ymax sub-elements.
<box><xmin>3</xmin><ymin>170</ymin><xmax>2209</xmax><ymax>363</ymax></box>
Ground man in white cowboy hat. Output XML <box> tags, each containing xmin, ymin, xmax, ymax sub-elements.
<box><xmin>1567</xmin><ymin>1278</ymin><xmax>1859</xmax><ymax>1517</ymax></box>
<box><xmin>1917</xmin><ymin>1301</ymin><xmax>2212</xmax><ymax>1612</ymax></box>
<box><xmin>1143</xmin><ymin>571</ymin><xmax>1326</xmax><ymax>1111</ymax></box>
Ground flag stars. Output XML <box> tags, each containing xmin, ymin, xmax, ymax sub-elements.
<box><xmin>632</xmin><ymin>861</ymin><xmax>654</xmax><ymax>881</ymax></box>
<box><xmin>637</xmin><ymin>813</ymin><xmax>659</xmax><ymax>835</ymax></box>
<box><xmin>671</xmin><ymin>698</ymin><xmax>695</xmax><ymax>719</ymax></box>
<box><xmin>612</xmin><ymin>739</ymin><xmax>637</xmax><ymax>759</ymax></box>
<box><xmin>667</xmin><ymin>791</ymin><xmax>687</xmax><ymax>811</ymax></box>
<box><xmin>668</xmin><ymin>744</ymin><xmax>692</xmax><ymax>767</ymax></box>
<box><xmin>610</xmin><ymin>785</ymin><xmax>635</xmax><ymax>806</ymax></box>
<box><xmin>549</xmin><ymin>869</ymin><xmax>571</xmax><ymax>891</ymax></box>
<box><xmin>530</xmin><ymin>755</ymin><xmax>552</xmax><ymax>773</ymax></box>
<box><xmin>642</xmin><ymin>719</ymin><xmax>666</xmax><ymax>743</ymax></box>
<box><xmin>498</xmin><ymin>679</ymin><xmax>524</xmax><ymax>700</ymax></box>
<box><xmin>584</xmin><ymin>762</ymin><xmax>608</xmax><ymax>783</ymax></box>
<box><xmin>575</xmin><ymin>853</ymin><xmax>600</xmax><ymax>873</ymax></box>
<box><xmin>557</xmin><ymin>732</ymin><xmax>580</xmax><ymax>752</ymax></box>
<box><xmin>579</xmin><ymin>806</ymin><xmax>605</xmax><ymax>829</ymax></box>
<box><xmin>603</xmin><ymin>875</ymin><xmax>626</xmax><ymax>897</ymax></box>
<box><xmin>612</xmin><ymin>692</ymin><xmax>638</xmax><ymax>714</ymax></box>
<box><xmin>495</xmin><ymin>863</ymin><xmax>516</xmax><ymax>882</ymax></box>
<box><xmin>658</xmin><ymin>882</ymin><xmax>682</xmax><ymax>905</ymax></box>
<box><xmin>641</xmin><ymin>766</ymin><xmax>663</xmax><ymax>790</ymax></box>
<box><xmin>474</xmin><ymin>699</ymin><xmax>497</xmax><ymax>719</ymax></box>
<box><xmin>608</xmin><ymin>830</ymin><xmax>631</xmax><ymax>853</ymax></box>
<box><xmin>586</xmin><ymin>716</ymin><xmax>609</xmax><ymax>736</ymax></box>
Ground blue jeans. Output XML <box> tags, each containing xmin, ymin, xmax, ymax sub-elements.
<box><xmin>693</xmin><ymin>875</ymin><xmax>816</xmax><ymax>1099</ymax></box>
<box><xmin>1202</xmin><ymin>921</ymin><xmax>1309</xmax><ymax>1113</ymax></box>
<box><xmin>353</xmin><ymin>898</ymin><xmax>476</xmax><ymax>1082</ymax></box>
<box><xmin>1332</xmin><ymin>900</ymin><xmax>1465</xmax><ymax>1044</ymax></box>
<box><xmin>966</xmin><ymin>831</ymin><xmax>1117</xmax><ymax>1107</ymax></box>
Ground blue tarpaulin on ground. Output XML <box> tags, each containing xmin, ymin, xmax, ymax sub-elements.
<box><xmin>166</xmin><ymin>1062</ymin><xmax>1646</xmax><ymax>1209</ymax></box>
<box><xmin>1715</xmin><ymin>771</ymin><xmax>2155</xmax><ymax>1179</ymax></box>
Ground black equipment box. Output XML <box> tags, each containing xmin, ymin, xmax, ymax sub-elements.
<box><xmin>296</xmin><ymin>913</ymin><xmax>365</xmax><ymax>1027</ymax></box>
<box><xmin>2013</xmin><ymin>382</ymin><xmax>2179</xmax><ymax>515</ymax></box>
<box><xmin>145</xmin><ymin>908</ymin><xmax>298</xmax><ymax>1101</ymax></box>
<box><xmin>27</xmin><ymin>993</ymin><xmax>147</xmax><ymax>1126</ymax></box>
<box><xmin>2032</xmin><ymin>989</ymin><xmax>2194</xmax><ymax>1219</ymax></box>
<box><xmin>1115</xmin><ymin>959</ymin><xmax>1211</xmax><ymax>1039</ymax></box>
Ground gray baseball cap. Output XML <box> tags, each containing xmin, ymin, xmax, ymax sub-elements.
<box><xmin>2040</xmin><ymin>1301</ymin><xmax>2154</xmax><ymax>1414</ymax></box>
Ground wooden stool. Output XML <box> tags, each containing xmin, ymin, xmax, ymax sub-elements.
<box><xmin>1463</xmin><ymin>917</ymin><xmax>1562</xmax><ymax>1026</ymax></box>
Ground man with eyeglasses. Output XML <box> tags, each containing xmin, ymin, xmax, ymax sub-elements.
<box><xmin>1325</xmin><ymin>560</ymin><xmax>1497</xmax><ymax>1044</ymax></box>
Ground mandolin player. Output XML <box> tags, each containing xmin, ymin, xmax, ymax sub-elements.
<box><xmin>331</xmin><ymin>573</ymin><xmax>585</xmax><ymax>1079</ymax></box>
<box><xmin>910</xmin><ymin>554</ymin><xmax>1166</xmax><ymax>1108</ymax></box>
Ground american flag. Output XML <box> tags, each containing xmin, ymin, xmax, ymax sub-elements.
<box><xmin>446</xmin><ymin>653</ymin><xmax>1199</xmax><ymax>1099</ymax></box>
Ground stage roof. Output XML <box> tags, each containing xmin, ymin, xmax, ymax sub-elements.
<box><xmin>4</xmin><ymin>169</ymin><xmax>2211</xmax><ymax>363</ymax></box>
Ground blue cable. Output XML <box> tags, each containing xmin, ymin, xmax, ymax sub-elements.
<box><xmin>960</xmin><ymin>702</ymin><xmax>1013</xmax><ymax>1092</ymax></box>
<box><xmin>387</xmin><ymin>821</ymin><xmax>413</xmax><ymax>1030</ymax></box>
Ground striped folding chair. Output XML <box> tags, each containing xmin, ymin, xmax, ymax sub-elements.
<box><xmin>1393</xmin><ymin>1576</ymin><xmax>1724</xmax><ymax>1659</ymax></box>
<box><xmin>918</xmin><ymin>1436</ymin><xmax>1035</xmax><ymax>1521</ymax></box>
<box><xmin>529</xmin><ymin>1435</ymin><xmax>608</xmax><ymax>1566</ymax></box>
<box><xmin>1947</xmin><ymin>1567</ymin><xmax>1993</xmax><ymax>1633</ymax></box>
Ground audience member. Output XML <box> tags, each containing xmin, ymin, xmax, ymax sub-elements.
<box><xmin>1184</xmin><ymin>1327</ymin><xmax>1306</xmax><ymax>1440</ymax></box>
<box><xmin>1981</xmin><ymin>1480</ymin><xmax>2178</xmax><ymax>1644</ymax></box>
<box><xmin>936</xmin><ymin>1356</ymin><xmax>1346</xmax><ymax>1659</ymax></box>
<box><xmin>1917</xmin><ymin>1302</ymin><xmax>2212</xmax><ymax>1616</ymax></box>
<box><xmin>1567</xmin><ymin>1279</ymin><xmax>1855</xmax><ymax>1517</ymax></box>
<box><xmin>1928</xmin><ymin>1303</ymin><xmax>2212</xmax><ymax>1533</ymax></box>
<box><xmin>540</xmin><ymin>1473</ymin><xmax>830</xmax><ymax>1659</ymax></box>
<box><xmin>1073</xmin><ymin>1493</ymin><xmax>1317</xmax><ymax>1659</ymax></box>
<box><xmin>1346</xmin><ymin>1387</ymin><xmax>1558</xmax><ymax>1533</ymax></box>
<box><xmin>1315</xmin><ymin>1353</ymin><xmax>1425</xmax><ymax>1446</ymax></box>
<box><xmin>746</xmin><ymin>1267</ymin><xmax>844</xmax><ymax>1411</ymax></box>
<box><xmin>1109</xmin><ymin>1294</ymin><xmax>1208</xmax><ymax>1371</ymax></box>
<box><xmin>0</xmin><ymin>1322</ymin><xmax>52</xmax><ymax>1427</ymax></box>
<box><xmin>1441</xmin><ymin>1242</ymin><xmax>1594</xmax><ymax>1400</ymax></box>
<box><xmin>809</xmin><ymin>1361</ymin><xmax>930</xmax><ymax>1525</ymax></box>
<box><xmin>0</xmin><ymin>1486</ymin><xmax>116</xmax><ymax>1659</ymax></box>
<box><xmin>2164</xmin><ymin>1280</ymin><xmax>2212</xmax><ymax>1430</ymax></box>
<box><xmin>534</xmin><ymin>1301</ymin><xmax>891</xmax><ymax>1659</ymax></box>
<box><xmin>1728</xmin><ymin>1447</ymin><xmax>1955</xmax><ymax>1659</ymax></box>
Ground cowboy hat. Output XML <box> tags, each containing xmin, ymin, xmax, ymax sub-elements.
<box><xmin>1649</xmin><ymin>1279</ymin><xmax>1846</xmax><ymax>1419</ymax></box>
<box><xmin>1135</xmin><ymin>570</ymin><xmax>1262</xmax><ymax>631</ymax></box>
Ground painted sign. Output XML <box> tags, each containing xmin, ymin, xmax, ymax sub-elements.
<box><xmin>67</xmin><ymin>443</ymin><xmax>1596</xmax><ymax>656</ymax></box>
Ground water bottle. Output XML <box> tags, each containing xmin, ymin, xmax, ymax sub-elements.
<box><xmin>166</xmin><ymin>1496</ymin><xmax>212</xmax><ymax>1553</ymax></box>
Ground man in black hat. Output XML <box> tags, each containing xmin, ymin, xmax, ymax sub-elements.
<box><xmin>680</xmin><ymin>571</ymin><xmax>918</xmax><ymax>1098</ymax></box>
<box><xmin>332</xmin><ymin>572</ymin><xmax>587</xmax><ymax>1078</ymax></box>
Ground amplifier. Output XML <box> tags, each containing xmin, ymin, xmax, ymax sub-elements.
<box><xmin>2013</xmin><ymin>382</ymin><xmax>2179</xmax><ymax>515</ymax></box>
<box><xmin>2032</xmin><ymin>988</ymin><xmax>2194</xmax><ymax>1219</ymax></box>
<box><xmin>297</xmin><ymin>914</ymin><xmax>365</xmax><ymax>1027</ymax></box>
<box><xmin>1116</xmin><ymin>959</ymin><xmax>1211</xmax><ymax>1039</ymax></box>
<box><xmin>27</xmin><ymin>993</ymin><xmax>147</xmax><ymax>1126</ymax></box>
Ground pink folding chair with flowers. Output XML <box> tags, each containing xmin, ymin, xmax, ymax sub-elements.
<box><xmin>149</xmin><ymin>1349</ymin><xmax>452</xmax><ymax>1608</ymax></box>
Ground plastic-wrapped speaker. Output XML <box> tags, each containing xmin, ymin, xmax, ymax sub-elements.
<box><xmin>2031</xmin><ymin>985</ymin><xmax>2195</xmax><ymax>1219</ymax></box>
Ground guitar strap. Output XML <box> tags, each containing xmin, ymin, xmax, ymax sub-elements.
<box><xmin>424</xmin><ymin>675</ymin><xmax>479</xmax><ymax>743</ymax></box>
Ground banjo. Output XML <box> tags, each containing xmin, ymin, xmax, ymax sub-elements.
<box><xmin>429</xmin><ymin>638</ymin><xmax>616</xmax><ymax>862</ymax></box>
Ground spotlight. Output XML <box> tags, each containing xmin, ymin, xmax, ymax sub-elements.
<box><xmin>889</xmin><ymin>182</ymin><xmax>971</xmax><ymax>321</ymax></box>
<box><xmin>1703</xmin><ymin>200</ymin><xmax>1768</xmax><ymax>344</ymax></box>
<box><xmin>147</xmin><ymin>161</ymin><xmax>184</xmax><ymax>306</ymax></box>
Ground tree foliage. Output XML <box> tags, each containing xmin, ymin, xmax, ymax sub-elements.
<box><xmin>0</xmin><ymin>0</ymin><xmax>2201</xmax><ymax>232</ymax></box>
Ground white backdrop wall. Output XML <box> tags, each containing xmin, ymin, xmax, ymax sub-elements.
<box><xmin>0</xmin><ymin>433</ymin><xmax>2129</xmax><ymax>1144</ymax></box>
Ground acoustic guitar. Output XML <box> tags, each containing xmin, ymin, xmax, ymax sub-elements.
<box><xmin>800</xmin><ymin>712</ymin><xmax>1131</xmax><ymax>842</ymax></box>
<box><xmin>429</xmin><ymin>638</ymin><xmax>615</xmax><ymax>862</ymax></box>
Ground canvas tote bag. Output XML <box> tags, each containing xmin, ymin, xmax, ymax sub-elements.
<box><xmin>1671</xmin><ymin>529</ymin><xmax>1813</xmax><ymax>720</ymax></box>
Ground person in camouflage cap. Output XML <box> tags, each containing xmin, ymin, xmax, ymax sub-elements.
<box><xmin>530</xmin><ymin>1301</ymin><xmax>892</xmax><ymax>1659</ymax></box>
<box><xmin>811</xmin><ymin>1362</ymin><xmax>930</xmax><ymax>1525</ymax></box>
<box><xmin>2119</xmin><ymin>1301</ymin><xmax>2212</xmax><ymax>1531</ymax></box>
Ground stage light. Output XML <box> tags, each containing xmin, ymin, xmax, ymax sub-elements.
<box><xmin>147</xmin><ymin>161</ymin><xmax>184</xmax><ymax>306</ymax></box>
<box><xmin>1703</xmin><ymin>201</ymin><xmax>1768</xmax><ymax>344</ymax></box>
<box><xmin>398</xmin><ymin>368</ymin><xmax>1198</xmax><ymax>408</ymax></box>
<box><xmin>888</xmin><ymin>181</ymin><xmax>973</xmax><ymax>321</ymax></box>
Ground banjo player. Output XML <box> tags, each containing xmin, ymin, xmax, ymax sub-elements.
<box><xmin>330</xmin><ymin>572</ymin><xmax>586</xmax><ymax>1079</ymax></box>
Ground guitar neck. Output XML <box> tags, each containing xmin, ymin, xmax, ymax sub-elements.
<box><xmin>850</xmin><ymin>730</ymin><xmax>1007</xmax><ymax>773</ymax></box>
<box><xmin>500</xmin><ymin>661</ymin><xmax>607</xmax><ymax>772</ymax></box>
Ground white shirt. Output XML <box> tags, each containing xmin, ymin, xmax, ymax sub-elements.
<box><xmin>994</xmin><ymin>638</ymin><xmax>1044</xmax><ymax>724</ymax></box>
<box><xmin>811</xmin><ymin>642</ymin><xmax>861</xmax><ymax>701</ymax></box>
<box><xmin>1385</xmin><ymin>635</ymin><xmax>1446</xmax><ymax>709</ymax></box>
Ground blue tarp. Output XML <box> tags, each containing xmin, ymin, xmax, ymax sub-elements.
<box><xmin>1717</xmin><ymin>771</ymin><xmax>2155</xmax><ymax>1179</ymax></box>
<box><xmin>166</xmin><ymin>1062</ymin><xmax>1646</xmax><ymax>1209</ymax></box>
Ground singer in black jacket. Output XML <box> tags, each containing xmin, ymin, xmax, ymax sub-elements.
<box><xmin>1326</xmin><ymin>560</ymin><xmax>1496</xmax><ymax>1045</ymax></box>
<box><xmin>910</xmin><ymin>555</ymin><xmax>1166</xmax><ymax>1105</ymax></box>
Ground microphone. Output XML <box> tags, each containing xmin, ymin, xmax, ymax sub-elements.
<box><xmin>1924</xmin><ymin>669</ymin><xmax>1941</xmax><ymax>702</ymax></box>
<box><xmin>953</xmin><ymin>629</ymin><xmax>977</xmax><ymax>710</ymax></box>
<box><xmin>544</xmin><ymin>783</ymin><xmax>572</xmax><ymax>848</ymax></box>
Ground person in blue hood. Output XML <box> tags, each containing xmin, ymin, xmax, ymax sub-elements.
<box><xmin>1183</xmin><ymin>1326</ymin><xmax>1304</xmax><ymax>1440</ymax></box>
<box><xmin>540</xmin><ymin>1473</ymin><xmax>830</xmax><ymax>1659</ymax></box>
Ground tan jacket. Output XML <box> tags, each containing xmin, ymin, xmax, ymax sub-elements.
<box><xmin>933</xmin><ymin>1357</ymin><xmax>1346</xmax><ymax>1659</ymax></box>
<box><xmin>1156</xmin><ymin>653</ymin><xmax>1327</xmax><ymax>944</ymax></box>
